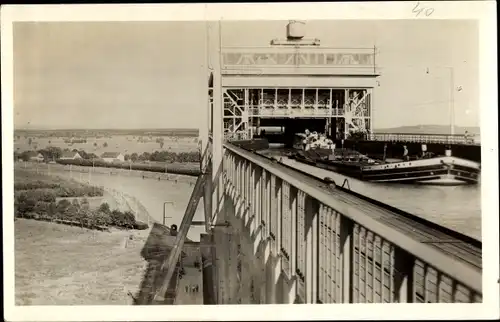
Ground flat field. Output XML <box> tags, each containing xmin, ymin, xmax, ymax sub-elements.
<box><xmin>15</xmin><ymin>218</ymin><xmax>148</xmax><ymax>305</ymax></box>
<box><xmin>14</xmin><ymin>134</ymin><xmax>198</xmax><ymax>155</ymax></box>
<box><xmin>14</xmin><ymin>164</ymin><xmax>204</xmax><ymax>305</ymax></box>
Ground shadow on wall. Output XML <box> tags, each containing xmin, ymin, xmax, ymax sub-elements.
<box><xmin>132</xmin><ymin>223</ymin><xmax>181</xmax><ymax>305</ymax></box>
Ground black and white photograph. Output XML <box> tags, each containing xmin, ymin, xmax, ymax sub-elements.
<box><xmin>2</xmin><ymin>2</ymin><xmax>498</xmax><ymax>321</ymax></box>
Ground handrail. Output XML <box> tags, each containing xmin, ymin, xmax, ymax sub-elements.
<box><xmin>153</xmin><ymin>170</ymin><xmax>209</xmax><ymax>302</ymax></box>
<box><xmin>368</xmin><ymin>132</ymin><xmax>480</xmax><ymax>145</ymax></box>
<box><xmin>223</xmin><ymin>142</ymin><xmax>482</xmax><ymax>294</ymax></box>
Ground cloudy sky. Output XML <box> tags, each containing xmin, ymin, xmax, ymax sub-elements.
<box><xmin>13</xmin><ymin>20</ymin><xmax>479</xmax><ymax>130</ymax></box>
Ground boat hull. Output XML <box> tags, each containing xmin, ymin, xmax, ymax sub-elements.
<box><xmin>361</xmin><ymin>156</ymin><xmax>480</xmax><ymax>185</ymax></box>
<box><xmin>293</xmin><ymin>152</ymin><xmax>480</xmax><ymax>185</ymax></box>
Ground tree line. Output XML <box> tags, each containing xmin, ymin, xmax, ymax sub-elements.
<box><xmin>14</xmin><ymin>146</ymin><xmax>200</xmax><ymax>163</ymax></box>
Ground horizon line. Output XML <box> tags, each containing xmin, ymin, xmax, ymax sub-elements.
<box><xmin>13</xmin><ymin>124</ymin><xmax>480</xmax><ymax>132</ymax></box>
<box><xmin>13</xmin><ymin>127</ymin><xmax>200</xmax><ymax>131</ymax></box>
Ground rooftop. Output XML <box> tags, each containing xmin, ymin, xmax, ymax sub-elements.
<box><xmin>101</xmin><ymin>152</ymin><xmax>122</xmax><ymax>158</ymax></box>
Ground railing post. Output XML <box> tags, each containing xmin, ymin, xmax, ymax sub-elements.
<box><xmin>276</xmin><ymin>179</ymin><xmax>283</xmax><ymax>259</ymax></box>
<box><xmin>341</xmin><ymin>217</ymin><xmax>354</xmax><ymax>303</ymax></box>
<box><xmin>393</xmin><ymin>247</ymin><xmax>415</xmax><ymax>303</ymax></box>
<box><xmin>260</xmin><ymin>169</ymin><xmax>267</xmax><ymax>241</ymax></box>
<box><xmin>287</xmin><ymin>187</ymin><xmax>298</xmax><ymax>303</ymax></box>
<box><xmin>305</xmin><ymin>197</ymin><xmax>319</xmax><ymax>303</ymax></box>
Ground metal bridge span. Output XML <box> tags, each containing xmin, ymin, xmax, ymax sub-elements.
<box><xmin>149</xmin><ymin>21</ymin><xmax>482</xmax><ymax>305</ymax></box>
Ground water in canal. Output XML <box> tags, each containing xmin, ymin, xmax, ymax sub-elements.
<box><xmin>43</xmin><ymin>162</ymin><xmax>482</xmax><ymax>241</ymax></box>
<box><xmin>48</xmin><ymin>168</ymin><xmax>206</xmax><ymax>242</ymax></box>
<box><xmin>261</xmin><ymin>149</ymin><xmax>482</xmax><ymax>240</ymax></box>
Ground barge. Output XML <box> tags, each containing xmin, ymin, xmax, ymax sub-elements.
<box><xmin>291</xmin><ymin>132</ymin><xmax>480</xmax><ymax>185</ymax></box>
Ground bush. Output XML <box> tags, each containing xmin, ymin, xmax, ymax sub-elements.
<box><xmin>134</xmin><ymin>221</ymin><xmax>149</xmax><ymax>230</ymax></box>
<box><xmin>15</xmin><ymin>189</ymin><xmax>57</xmax><ymax>203</ymax></box>
<box><xmin>15</xmin><ymin>184</ymin><xmax>145</xmax><ymax>231</ymax></box>
<box><xmin>57</xmin><ymin>199</ymin><xmax>71</xmax><ymax>213</ymax></box>
<box><xmin>98</xmin><ymin>202</ymin><xmax>111</xmax><ymax>214</ymax></box>
<box><xmin>85</xmin><ymin>210</ymin><xmax>108</xmax><ymax>228</ymax></box>
<box><xmin>80</xmin><ymin>198</ymin><xmax>90</xmax><ymax>210</ymax></box>
<box><xmin>55</xmin><ymin>153</ymin><xmax>201</xmax><ymax>177</ymax></box>
<box><xmin>110</xmin><ymin>210</ymin><xmax>136</xmax><ymax>228</ymax></box>
<box><xmin>33</xmin><ymin>201</ymin><xmax>50</xmax><ymax>216</ymax></box>
<box><xmin>14</xmin><ymin>181</ymin><xmax>60</xmax><ymax>190</ymax></box>
<box><xmin>51</xmin><ymin>185</ymin><xmax>103</xmax><ymax>198</ymax></box>
<box><xmin>15</xmin><ymin>193</ymin><xmax>37</xmax><ymax>216</ymax></box>
<box><xmin>59</xmin><ymin>201</ymin><xmax>80</xmax><ymax>221</ymax></box>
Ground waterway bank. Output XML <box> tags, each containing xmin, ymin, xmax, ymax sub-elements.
<box><xmin>31</xmin><ymin>164</ymin><xmax>204</xmax><ymax>241</ymax></box>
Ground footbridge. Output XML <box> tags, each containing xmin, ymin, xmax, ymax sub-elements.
<box><xmin>140</xmin><ymin>21</ymin><xmax>482</xmax><ymax>305</ymax></box>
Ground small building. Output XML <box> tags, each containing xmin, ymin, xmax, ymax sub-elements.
<box><xmin>59</xmin><ymin>151</ymin><xmax>82</xmax><ymax>160</ymax></box>
<box><xmin>26</xmin><ymin>152</ymin><xmax>45</xmax><ymax>162</ymax></box>
<box><xmin>101</xmin><ymin>152</ymin><xmax>125</xmax><ymax>163</ymax></box>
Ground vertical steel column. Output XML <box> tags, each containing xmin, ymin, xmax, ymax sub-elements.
<box><xmin>288</xmin><ymin>88</ymin><xmax>291</xmax><ymax>110</ymax></box>
<box><xmin>318</xmin><ymin>205</ymin><xmax>326</xmax><ymax>303</ymax></box>
<box><xmin>210</xmin><ymin>21</ymin><xmax>223</xmax><ymax>220</ymax></box>
<box><xmin>341</xmin><ymin>216</ymin><xmax>353</xmax><ymax>303</ymax></box>
<box><xmin>301</xmin><ymin>89</ymin><xmax>305</xmax><ymax>111</ymax></box>
<box><xmin>249</xmin><ymin>164</ymin><xmax>255</xmax><ymax>230</ymax></box>
<box><xmin>255</xmin><ymin>167</ymin><xmax>261</xmax><ymax>237</ymax></box>
<box><xmin>290</xmin><ymin>187</ymin><xmax>298</xmax><ymax>287</ymax></box>
<box><xmin>344</xmin><ymin>89</ymin><xmax>350</xmax><ymax>138</ymax></box>
<box><xmin>393</xmin><ymin>247</ymin><xmax>415</xmax><ymax>303</ymax></box>
<box><xmin>207</xmin><ymin>21</ymin><xmax>225</xmax><ymax>304</ymax></box>
<box><xmin>237</xmin><ymin>160</ymin><xmax>242</xmax><ymax>209</ymax></box>
<box><xmin>296</xmin><ymin>190</ymin><xmax>307</xmax><ymax>302</ymax></box>
<box><xmin>281</xmin><ymin>181</ymin><xmax>291</xmax><ymax>277</ymax></box>
<box><xmin>328</xmin><ymin>207</ymin><xmax>334</xmax><ymax>303</ymax></box>
<box><xmin>268</xmin><ymin>174</ymin><xmax>278</xmax><ymax>303</ymax></box>
<box><xmin>334</xmin><ymin>209</ymin><xmax>342</xmax><ymax>302</ymax></box>
<box><xmin>245</xmin><ymin>88</ymin><xmax>252</xmax><ymax>138</ymax></box>
<box><xmin>276</xmin><ymin>179</ymin><xmax>283</xmax><ymax>259</ymax></box>
<box><xmin>305</xmin><ymin>197</ymin><xmax>319</xmax><ymax>303</ymax></box>
<box><xmin>314</xmin><ymin>88</ymin><xmax>319</xmax><ymax>110</ymax></box>
<box><xmin>260</xmin><ymin>170</ymin><xmax>267</xmax><ymax>241</ymax></box>
<box><xmin>274</xmin><ymin>88</ymin><xmax>278</xmax><ymax>109</ymax></box>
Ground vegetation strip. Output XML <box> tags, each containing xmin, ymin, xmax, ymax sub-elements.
<box><xmin>14</xmin><ymin>169</ymin><xmax>149</xmax><ymax>231</ymax></box>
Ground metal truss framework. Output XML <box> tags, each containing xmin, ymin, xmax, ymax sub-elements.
<box><xmin>216</xmin><ymin>87</ymin><xmax>372</xmax><ymax>140</ymax></box>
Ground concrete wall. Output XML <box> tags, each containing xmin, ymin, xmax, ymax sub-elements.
<box><xmin>213</xmin><ymin>186</ymin><xmax>296</xmax><ymax>304</ymax></box>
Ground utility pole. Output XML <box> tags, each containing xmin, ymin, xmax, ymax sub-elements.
<box><xmin>449</xmin><ymin>67</ymin><xmax>455</xmax><ymax>136</ymax></box>
<box><xmin>163</xmin><ymin>201</ymin><xmax>174</xmax><ymax>226</ymax></box>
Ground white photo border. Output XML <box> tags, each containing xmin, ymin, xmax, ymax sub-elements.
<box><xmin>2</xmin><ymin>2</ymin><xmax>498</xmax><ymax>321</ymax></box>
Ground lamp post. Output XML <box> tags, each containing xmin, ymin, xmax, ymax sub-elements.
<box><xmin>447</xmin><ymin>67</ymin><xmax>456</xmax><ymax>136</ymax></box>
<box><xmin>425</xmin><ymin>66</ymin><xmax>462</xmax><ymax>137</ymax></box>
<box><xmin>163</xmin><ymin>201</ymin><xmax>174</xmax><ymax>226</ymax></box>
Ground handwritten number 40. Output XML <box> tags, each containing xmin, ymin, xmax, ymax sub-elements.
<box><xmin>413</xmin><ymin>2</ymin><xmax>435</xmax><ymax>17</ymax></box>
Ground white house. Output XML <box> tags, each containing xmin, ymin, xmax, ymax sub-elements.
<box><xmin>101</xmin><ymin>152</ymin><xmax>125</xmax><ymax>163</ymax></box>
<box><xmin>27</xmin><ymin>152</ymin><xmax>45</xmax><ymax>162</ymax></box>
<box><xmin>59</xmin><ymin>151</ymin><xmax>82</xmax><ymax>160</ymax></box>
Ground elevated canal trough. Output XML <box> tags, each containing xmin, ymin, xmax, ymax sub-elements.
<box><xmin>148</xmin><ymin>21</ymin><xmax>482</xmax><ymax>304</ymax></box>
<box><xmin>213</xmin><ymin>143</ymin><xmax>481</xmax><ymax>303</ymax></box>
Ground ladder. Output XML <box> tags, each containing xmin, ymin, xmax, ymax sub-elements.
<box><xmin>152</xmin><ymin>168</ymin><xmax>210</xmax><ymax>303</ymax></box>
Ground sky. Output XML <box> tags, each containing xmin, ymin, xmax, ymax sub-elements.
<box><xmin>13</xmin><ymin>20</ymin><xmax>479</xmax><ymax>130</ymax></box>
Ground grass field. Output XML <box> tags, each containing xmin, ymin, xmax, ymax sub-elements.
<box><xmin>14</xmin><ymin>158</ymin><xmax>205</xmax><ymax>305</ymax></box>
<box><xmin>15</xmin><ymin>218</ymin><xmax>149</xmax><ymax>305</ymax></box>
<box><xmin>14</xmin><ymin>134</ymin><xmax>198</xmax><ymax>155</ymax></box>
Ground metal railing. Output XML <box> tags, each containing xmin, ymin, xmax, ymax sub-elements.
<box><xmin>220</xmin><ymin>46</ymin><xmax>376</xmax><ymax>69</ymax></box>
<box><xmin>368</xmin><ymin>133</ymin><xmax>480</xmax><ymax>146</ymax></box>
<box><xmin>222</xmin><ymin>142</ymin><xmax>482</xmax><ymax>303</ymax></box>
<box><xmin>248</xmin><ymin>107</ymin><xmax>345</xmax><ymax>118</ymax></box>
